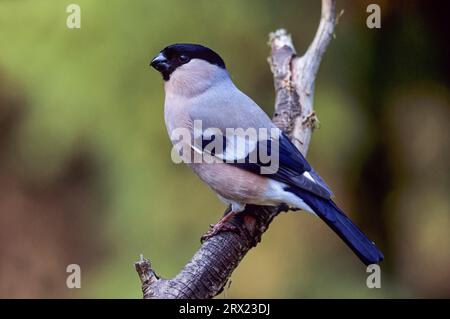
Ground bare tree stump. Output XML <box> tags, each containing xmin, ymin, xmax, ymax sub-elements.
<box><xmin>135</xmin><ymin>0</ymin><xmax>337</xmax><ymax>299</ymax></box>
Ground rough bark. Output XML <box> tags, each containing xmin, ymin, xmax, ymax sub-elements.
<box><xmin>135</xmin><ymin>0</ymin><xmax>337</xmax><ymax>299</ymax></box>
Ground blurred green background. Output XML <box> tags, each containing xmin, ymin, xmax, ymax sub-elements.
<box><xmin>0</xmin><ymin>0</ymin><xmax>448</xmax><ymax>298</ymax></box>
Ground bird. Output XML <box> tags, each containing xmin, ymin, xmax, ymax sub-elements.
<box><xmin>149</xmin><ymin>43</ymin><xmax>384</xmax><ymax>266</ymax></box>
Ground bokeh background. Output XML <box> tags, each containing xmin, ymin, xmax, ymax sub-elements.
<box><xmin>0</xmin><ymin>0</ymin><xmax>448</xmax><ymax>298</ymax></box>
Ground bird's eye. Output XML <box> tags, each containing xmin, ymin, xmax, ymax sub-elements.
<box><xmin>179</xmin><ymin>55</ymin><xmax>190</xmax><ymax>63</ymax></box>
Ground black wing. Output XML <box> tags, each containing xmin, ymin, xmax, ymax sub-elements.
<box><xmin>198</xmin><ymin>131</ymin><xmax>333</xmax><ymax>199</ymax></box>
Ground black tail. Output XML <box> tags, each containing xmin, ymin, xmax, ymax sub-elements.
<box><xmin>290</xmin><ymin>188</ymin><xmax>384</xmax><ymax>265</ymax></box>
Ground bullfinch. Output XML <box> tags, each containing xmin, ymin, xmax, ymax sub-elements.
<box><xmin>150</xmin><ymin>43</ymin><xmax>383</xmax><ymax>265</ymax></box>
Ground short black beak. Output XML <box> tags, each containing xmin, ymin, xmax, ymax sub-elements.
<box><xmin>150</xmin><ymin>53</ymin><xmax>170</xmax><ymax>72</ymax></box>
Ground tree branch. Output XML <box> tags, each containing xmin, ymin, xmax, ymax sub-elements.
<box><xmin>135</xmin><ymin>0</ymin><xmax>337</xmax><ymax>299</ymax></box>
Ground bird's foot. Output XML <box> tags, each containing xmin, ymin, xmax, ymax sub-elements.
<box><xmin>201</xmin><ymin>211</ymin><xmax>240</xmax><ymax>243</ymax></box>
